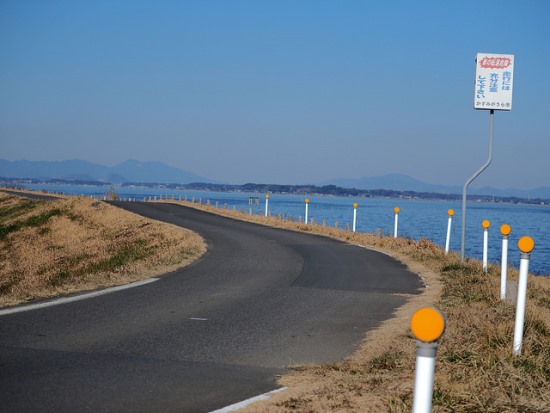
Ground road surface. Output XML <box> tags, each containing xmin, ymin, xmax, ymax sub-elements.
<box><xmin>0</xmin><ymin>202</ymin><xmax>422</xmax><ymax>412</ymax></box>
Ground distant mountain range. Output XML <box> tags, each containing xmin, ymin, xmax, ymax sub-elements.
<box><xmin>1</xmin><ymin>159</ymin><xmax>549</xmax><ymax>199</ymax></box>
<box><xmin>321</xmin><ymin>173</ymin><xmax>550</xmax><ymax>200</ymax></box>
<box><xmin>0</xmin><ymin>159</ymin><xmax>213</xmax><ymax>184</ymax></box>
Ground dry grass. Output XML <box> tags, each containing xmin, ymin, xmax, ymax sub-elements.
<box><xmin>170</xmin><ymin>200</ymin><xmax>549</xmax><ymax>412</ymax></box>
<box><xmin>0</xmin><ymin>192</ymin><xmax>205</xmax><ymax>307</ymax></box>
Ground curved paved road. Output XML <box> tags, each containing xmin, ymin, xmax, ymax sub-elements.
<box><xmin>0</xmin><ymin>202</ymin><xmax>422</xmax><ymax>412</ymax></box>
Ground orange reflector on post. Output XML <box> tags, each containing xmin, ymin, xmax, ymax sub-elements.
<box><xmin>411</xmin><ymin>307</ymin><xmax>445</xmax><ymax>343</ymax></box>
<box><xmin>518</xmin><ymin>236</ymin><xmax>534</xmax><ymax>254</ymax></box>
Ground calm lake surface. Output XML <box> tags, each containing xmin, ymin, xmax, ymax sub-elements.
<box><xmin>22</xmin><ymin>184</ymin><xmax>550</xmax><ymax>276</ymax></box>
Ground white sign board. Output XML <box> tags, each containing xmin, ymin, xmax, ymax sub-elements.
<box><xmin>474</xmin><ymin>52</ymin><xmax>514</xmax><ymax>111</ymax></box>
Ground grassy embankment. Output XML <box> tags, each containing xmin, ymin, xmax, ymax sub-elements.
<box><xmin>1</xmin><ymin>191</ymin><xmax>548</xmax><ymax>411</ymax></box>
<box><xmin>0</xmin><ymin>192</ymin><xmax>205</xmax><ymax>307</ymax></box>
<box><xmin>172</xmin><ymin>199</ymin><xmax>549</xmax><ymax>412</ymax></box>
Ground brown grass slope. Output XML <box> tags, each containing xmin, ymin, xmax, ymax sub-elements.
<box><xmin>0</xmin><ymin>192</ymin><xmax>205</xmax><ymax>307</ymax></box>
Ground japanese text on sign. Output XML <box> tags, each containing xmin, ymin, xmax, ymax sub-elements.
<box><xmin>474</xmin><ymin>53</ymin><xmax>514</xmax><ymax>111</ymax></box>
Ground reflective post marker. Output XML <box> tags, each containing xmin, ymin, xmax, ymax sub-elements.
<box><xmin>411</xmin><ymin>307</ymin><xmax>446</xmax><ymax>413</ymax></box>
<box><xmin>393</xmin><ymin>207</ymin><xmax>400</xmax><ymax>238</ymax></box>
<box><xmin>500</xmin><ymin>224</ymin><xmax>511</xmax><ymax>300</ymax></box>
<box><xmin>304</xmin><ymin>198</ymin><xmax>309</xmax><ymax>224</ymax></box>
<box><xmin>445</xmin><ymin>209</ymin><xmax>454</xmax><ymax>255</ymax></box>
<box><xmin>482</xmin><ymin>220</ymin><xmax>490</xmax><ymax>272</ymax></box>
<box><xmin>265</xmin><ymin>194</ymin><xmax>269</xmax><ymax>217</ymax></box>
<box><xmin>513</xmin><ymin>236</ymin><xmax>535</xmax><ymax>356</ymax></box>
<box><xmin>352</xmin><ymin>203</ymin><xmax>358</xmax><ymax>232</ymax></box>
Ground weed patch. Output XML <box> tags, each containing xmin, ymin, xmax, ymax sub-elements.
<box><xmin>86</xmin><ymin>240</ymin><xmax>152</xmax><ymax>274</ymax></box>
<box><xmin>0</xmin><ymin>208</ymin><xmax>62</xmax><ymax>240</ymax></box>
<box><xmin>368</xmin><ymin>350</ymin><xmax>405</xmax><ymax>372</ymax></box>
<box><xmin>0</xmin><ymin>197</ymin><xmax>38</xmax><ymax>223</ymax></box>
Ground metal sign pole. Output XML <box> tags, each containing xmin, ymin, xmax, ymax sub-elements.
<box><xmin>464</xmin><ymin>52</ymin><xmax>514</xmax><ymax>262</ymax></box>
<box><xmin>461</xmin><ymin>109</ymin><xmax>494</xmax><ymax>262</ymax></box>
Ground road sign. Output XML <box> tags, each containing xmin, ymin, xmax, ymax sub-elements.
<box><xmin>474</xmin><ymin>53</ymin><xmax>514</xmax><ymax>111</ymax></box>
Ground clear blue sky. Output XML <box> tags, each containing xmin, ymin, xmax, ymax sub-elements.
<box><xmin>1</xmin><ymin>0</ymin><xmax>549</xmax><ymax>188</ymax></box>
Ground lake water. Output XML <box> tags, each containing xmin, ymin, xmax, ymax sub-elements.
<box><xmin>21</xmin><ymin>183</ymin><xmax>550</xmax><ymax>276</ymax></box>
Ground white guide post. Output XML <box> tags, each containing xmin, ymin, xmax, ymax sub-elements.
<box><xmin>500</xmin><ymin>224</ymin><xmax>511</xmax><ymax>300</ymax></box>
<box><xmin>411</xmin><ymin>307</ymin><xmax>446</xmax><ymax>413</ymax></box>
<box><xmin>482</xmin><ymin>220</ymin><xmax>490</xmax><ymax>272</ymax></box>
<box><xmin>413</xmin><ymin>350</ymin><xmax>437</xmax><ymax>413</ymax></box>
<box><xmin>352</xmin><ymin>203</ymin><xmax>358</xmax><ymax>232</ymax></box>
<box><xmin>513</xmin><ymin>236</ymin><xmax>534</xmax><ymax>356</ymax></box>
<box><xmin>445</xmin><ymin>209</ymin><xmax>454</xmax><ymax>255</ymax></box>
<box><xmin>393</xmin><ymin>207</ymin><xmax>400</xmax><ymax>238</ymax></box>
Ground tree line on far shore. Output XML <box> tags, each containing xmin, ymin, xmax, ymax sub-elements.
<box><xmin>2</xmin><ymin>177</ymin><xmax>548</xmax><ymax>206</ymax></box>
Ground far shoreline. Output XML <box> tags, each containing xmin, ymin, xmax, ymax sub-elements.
<box><xmin>2</xmin><ymin>179</ymin><xmax>549</xmax><ymax>207</ymax></box>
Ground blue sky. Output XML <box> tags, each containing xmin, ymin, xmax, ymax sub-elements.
<box><xmin>1</xmin><ymin>1</ymin><xmax>549</xmax><ymax>188</ymax></box>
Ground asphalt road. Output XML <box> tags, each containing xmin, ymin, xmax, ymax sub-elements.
<box><xmin>1</xmin><ymin>189</ymin><xmax>63</xmax><ymax>201</ymax></box>
<box><xmin>0</xmin><ymin>202</ymin><xmax>422</xmax><ymax>412</ymax></box>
